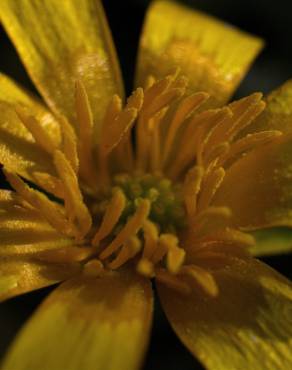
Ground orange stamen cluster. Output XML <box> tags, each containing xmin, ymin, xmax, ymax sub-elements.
<box><xmin>4</xmin><ymin>70</ymin><xmax>282</xmax><ymax>296</ymax></box>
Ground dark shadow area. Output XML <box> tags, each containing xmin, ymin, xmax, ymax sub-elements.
<box><xmin>144</xmin><ymin>289</ymin><xmax>204</xmax><ymax>370</ymax></box>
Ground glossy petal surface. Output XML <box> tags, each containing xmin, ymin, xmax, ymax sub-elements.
<box><xmin>214</xmin><ymin>135</ymin><xmax>292</xmax><ymax>229</ymax></box>
<box><xmin>0</xmin><ymin>0</ymin><xmax>124</xmax><ymax>143</ymax></box>
<box><xmin>158</xmin><ymin>257</ymin><xmax>292</xmax><ymax>370</ymax></box>
<box><xmin>0</xmin><ymin>190</ymin><xmax>77</xmax><ymax>301</ymax></box>
<box><xmin>0</xmin><ymin>74</ymin><xmax>58</xmax><ymax>179</ymax></box>
<box><xmin>2</xmin><ymin>271</ymin><xmax>153</xmax><ymax>370</ymax></box>
<box><xmin>0</xmin><ymin>258</ymin><xmax>80</xmax><ymax>303</ymax></box>
<box><xmin>136</xmin><ymin>0</ymin><xmax>263</xmax><ymax>106</ymax></box>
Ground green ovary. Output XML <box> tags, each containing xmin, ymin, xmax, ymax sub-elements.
<box><xmin>99</xmin><ymin>173</ymin><xmax>186</xmax><ymax>234</ymax></box>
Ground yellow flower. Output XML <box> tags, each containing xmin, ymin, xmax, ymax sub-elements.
<box><xmin>0</xmin><ymin>0</ymin><xmax>292</xmax><ymax>369</ymax></box>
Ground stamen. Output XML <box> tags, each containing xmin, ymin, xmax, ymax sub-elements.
<box><xmin>53</xmin><ymin>150</ymin><xmax>92</xmax><ymax>238</ymax></box>
<box><xmin>136</xmin><ymin>72</ymin><xmax>185</xmax><ymax>171</ymax></box>
<box><xmin>136</xmin><ymin>258</ymin><xmax>154</xmax><ymax>277</ymax></box>
<box><xmin>149</xmin><ymin>107</ymin><xmax>168</xmax><ymax>172</ymax></box>
<box><xmin>161</xmin><ymin>234</ymin><xmax>186</xmax><ymax>274</ymax></box>
<box><xmin>206</xmin><ymin>93</ymin><xmax>264</xmax><ymax>149</ymax></box>
<box><xmin>59</xmin><ymin>115</ymin><xmax>79</xmax><ymax>173</ymax></box>
<box><xmin>167</xmin><ymin>246</ymin><xmax>186</xmax><ymax>274</ymax></box>
<box><xmin>146</xmin><ymin>87</ymin><xmax>185</xmax><ymax>118</ymax></box>
<box><xmin>196</xmin><ymin>108</ymin><xmax>232</xmax><ymax>167</ymax></box>
<box><xmin>83</xmin><ymin>259</ymin><xmax>105</xmax><ymax>277</ymax></box>
<box><xmin>143</xmin><ymin>74</ymin><xmax>174</xmax><ymax>107</ymax></box>
<box><xmin>104</xmin><ymin>108</ymin><xmax>138</xmax><ymax>155</ymax></box>
<box><xmin>203</xmin><ymin>141</ymin><xmax>230</xmax><ymax>167</ymax></box>
<box><xmin>75</xmin><ymin>80</ymin><xmax>98</xmax><ymax>187</ymax></box>
<box><xmin>32</xmin><ymin>172</ymin><xmax>64</xmax><ymax>198</ymax></box>
<box><xmin>193</xmin><ymin>206</ymin><xmax>232</xmax><ymax>238</ymax></box>
<box><xmin>98</xmin><ymin>94</ymin><xmax>121</xmax><ymax>183</ymax></box>
<box><xmin>168</xmin><ymin>108</ymin><xmax>231</xmax><ymax>179</ymax></box>
<box><xmin>15</xmin><ymin>107</ymin><xmax>58</xmax><ymax>154</ymax></box>
<box><xmin>99</xmin><ymin>199</ymin><xmax>151</xmax><ymax>260</ymax></box>
<box><xmin>146</xmin><ymin>232</ymin><xmax>185</xmax><ymax>273</ymax></box>
<box><xmin>183</xmin><ymin>165</ymin><xmax>204</xmax><ymax>219</ymax></box>
<box><xmin>91</xmin><ymin>188</ymin><xmax>126</xmax><ymax>246</ymax></box>
<box><xmin>8</xmin><ymin>72</ymin><xmax>279</xmax><ymax>293</ymax></box>
<box><xmin>113</xmin><ymin>135</ymin><xmax>135</xmax><ymax>172</ymax></box>
<box><xmin>135</xmin><ymin>113</ymin><xmax>151</xmax><ymax>171</ymax></box>
<box><xmin>156</xmin><ymin>268</ymin><xmax>191</xmax><ymax>295</ymax></box>
<box><xmin>185</xmin><ymin>228</ymin><xmax>254</xmax><ymax>264</ymax></box>
<box><xmin>110</xmin><ymin>90</ymin><xmax>144</xmax><ymax>172</ymax></box>
<box><xmin>151</xmin><ymin>235</ymin><xmax>168</xmax><ymax>264</ymax></box>
<box><xmin>180</xmin><ymin>265</ymin><xmax>218</xmax><ymax>296</ymax></box>
<box><xmin>100</xmin><ymin>89</ymin><xmax>142</xmax><ymax>156</ymax></box>
<box><xmin>197</xmin><ymin>167</ymin><xmax>225</xmax><ymax>211</ymax></box>
<box><xmin>142</xmin><ymin>220</ymin><xmax>159</xmax><ymax>259</ymax></box>
<box><xmin>163</xmin><ymin>92</ymin><xmax>209</xmax><ymax>165</ymax></box>
<box><xmin>108</xmin><ymin>236</ymin><xmax>141</xmax><ymax>269</ymax></box>
<box><xmin>228</xmin><ymin>97</ymin><xmax>266</xmax><ymax>140</ymax></box>
<box><xmin>4</xmin><ymin>168</ymin><xmax>77</xmax><ymax>237</ymax></box>
<box><xmin>144</xmin><ymin>75</ymin><xmax>156</xmax><ymax>90</ymax></box>
<box><xmin>205</xmin><ymin>228</ymin><xmax>255</xmax><ymax>248</ymax></box>
<box><xmin>172</xmin><ymin>75</ymin><xmax>188</xmax><ymax>89</ymax></box>
<box><xmin>127</xmin><ymin>87</ymin><xmax>144</xmax><ymax>111</ymax></box>
<box><xmin>103</xmin><ymin>95</ymin><xmax>122</xmax><ymax>125</ymax></box>
<box><xmin>220</xmin><ymin>130</ymin><xmax>282</xmax><ymax>166</ymax></box>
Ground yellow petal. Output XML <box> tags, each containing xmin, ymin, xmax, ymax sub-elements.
<box><xmin>0</xmin><ymin>258</ymin><xmax>80</xmax><ymax>303</ymax></box>
<box><xmin>136</xmin><ymin>0</ymin><xmax>263</xmax><ymax>107</ymax></box>
<box><xmin>0</xmin><ymin>74</ymin><xmax>59</xmax><ymax>180</ymax></box>
<box><xmin>158</xmin><ymin>257</ymin><xmax>292</xmax><ymax>369</ymax></box>
<box><xmin>2</xmin><ymin>270</ymin><xmax>153</xmax><ymax>370</ymax></box>
<box><xmin>213</xmin><ymin>135</ymin><xmax>292</xmax><ymax>229</ymax></box>
<box><xmin>0</xmin><ymin>189</ymin><xmax>79</xmax><ymax>301</ymax></box>
<box><xmin>0</xmin><ymin>0</ymin><xmax>124</xmax><ymax>144</ymax></box>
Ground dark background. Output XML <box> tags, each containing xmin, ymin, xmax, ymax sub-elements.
<box><xmin>1</xmin><ymin>1</ymin><xmax>292</xmax><ymax>369</ymax></box>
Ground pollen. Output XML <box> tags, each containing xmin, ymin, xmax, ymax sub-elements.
<box><xmin>4</xmin><ymin>69</ymin><xmax>282</xmax><ymax>296</ymax></box>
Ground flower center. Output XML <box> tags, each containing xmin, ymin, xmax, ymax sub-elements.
<box><xmin>86</xmin><ymin>172</ymin><xmax>187</xmax><ymax>277</ymax></box>
<box><xmin>93</xmin><ymin>173</ymin><xmax>186</xmax><ymax>234</ymax></box>
<box><xmin>3</xmin><ymin>70</ymin><xmax>282</xmax><ymax>295</ymax></box>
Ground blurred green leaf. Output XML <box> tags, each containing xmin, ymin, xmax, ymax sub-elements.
<box><xmin>251</xmin><ymin>227</ymin><xmax>292</xmax><ymax>256</ymax></box>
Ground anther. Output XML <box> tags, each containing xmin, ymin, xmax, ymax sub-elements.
<box><xmin>91</xmin><ymin>188</ymin><xmax>126</xmax><ymax>246</ymax></box>
<box><xmin>99</xmin><ymin>199</ymin><xmax>151</xmax><ymax>260</ymax></box>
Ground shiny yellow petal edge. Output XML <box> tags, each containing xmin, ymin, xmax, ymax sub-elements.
<box><xmin>2</xmin><ymin>271</ymin><xmax>153</xmax><ymax>370</ymax></box>
<box><xmin>136</xmin><ymin>0</ymin><xmax>263</xmax><ymax>107</ymax></box>
<box><xmin>0</xmin><ymin>258</ymin><xmax>80</xmax><ymax>303</ymax></box>
<box><xmin>0</xmin><ymin>0</ymin><xmax>124</xmax><ymax>143</ymax></box>
<box><xmin>158</xmin><ymin>257</ymin><xmax>292</xmax><ymax>370</ymax></box>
